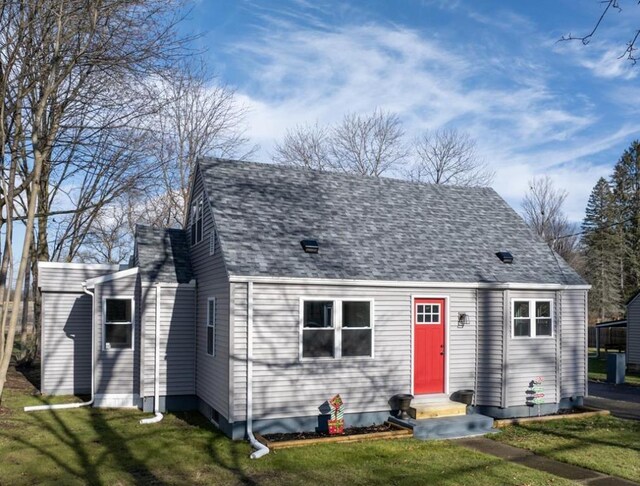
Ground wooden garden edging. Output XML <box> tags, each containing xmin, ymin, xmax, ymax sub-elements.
<box><xmin>493</xmin><ymin>407</ymin><xmax>610</xmax><ymax>428</ymax></box>
<box><xmin>255</xmin><ymin>422</ymin><xmax>412</xmax><ymax>450</ymax></box>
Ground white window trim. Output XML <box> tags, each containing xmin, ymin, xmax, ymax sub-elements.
<box><xmin>102</xmin><ymin>296</ymin><xmax>135</xmax><ymax>351</ymax></box>
<box><xmin>191</xmin><ymin>195</ymin><xmax>204</xmax><ymax>245</ymax></box>
<box><xmin>298</xmin><ymin>297</ymin><xmax>375</xmax><ymax>361</ymax></box>
<box><xmin>207</xmin><ymin>297</ymin><xmax>216</xmax><ymax>357</ymax></box>
<box><xmin>415</xmin><ymin>302</ymin><xmax>442</xmax><ymax>325</ymax></box>
<box><xmin>511</xmin><ymin>298</ymin><xmax>554</xmax><ymax>339</ymax></box>
<box><xmin>209</xmin><ymin>228</ymin><xmax>216</xmax><ymax>256</ymax></box>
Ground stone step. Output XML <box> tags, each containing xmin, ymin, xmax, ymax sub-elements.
<box><xmin>390</xmin><ymin>414</ymin><xmax>496</xmax><ymax>440</ymax></box>
<box><xmin>410</xmin><ymin>400</ymin><xmax>467</xmax><ymax>419</ymax></box>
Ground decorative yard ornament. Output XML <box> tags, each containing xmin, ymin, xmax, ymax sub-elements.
<box><xmin>525</xmin><ymin>376</ymin><xmax>545</xmax><ymax>416</ymax></box>
<box><xmin>328</xmin><ymin>394</ymin><xmax>345</xmax><ymax>435</ymax></box>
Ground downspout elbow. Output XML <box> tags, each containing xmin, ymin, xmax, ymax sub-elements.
<box><xmin>246</xmin><ymin>280</ymin><xmax>269</xmax><ymax>459</ymax></box>
<box><xmin>140</xmin><ymin>283</ymin><xmax>163</xmax><ymax>425</ymax></box>
<box><xmin>25</xmin><ymin>283</ymin><xmax>96</xmax><ymax>412</ymax></box>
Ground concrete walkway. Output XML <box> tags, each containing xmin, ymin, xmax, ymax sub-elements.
<box><xmin>456</xmin><ymin>437</ymin><xmax>638</xmax><ymax>485</ymax></box>
<box><xmin>586</xmin><ymin>381</ymin><xmax>640</xmax><ymax>420</ymax></box>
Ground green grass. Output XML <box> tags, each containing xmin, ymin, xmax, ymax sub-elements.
<box><xmin>0</xmin><ymin>370</ymin><xmax>572</xmax><ymax>486</ymax></box>
<box><xmin>492</xmin><ymin>416</ymin><xmax>640</xmax><ymax>483</ymax></box>
<box><xmin>588</xmin><ymin>353</ymin><xmax>640</xmax><ymax>385</ymax></box>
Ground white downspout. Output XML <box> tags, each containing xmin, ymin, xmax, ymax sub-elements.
<box><xmin>140</xmin><ymin>283</ymin><xmax>163</xmax><ymax>424</ymax></box>
<box><xmin>247</xmin><ymin>281</ymin><xmax>269</xmax><ymax>459</ymax></box>
<box><xmin>25</xmin><ymin>284</ymin><xmax>96</xmax><ymax>412</ymax></box>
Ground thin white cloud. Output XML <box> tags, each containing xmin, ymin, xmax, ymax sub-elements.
<box><xmin>224</xmin><ymin>8</ymin><xmax>640</xmax><ymax>222</ymax></box>
<box><xmin>555</xmin><ymin>40</ymin><xmax>638</xmax><ymax>80</ymax></box>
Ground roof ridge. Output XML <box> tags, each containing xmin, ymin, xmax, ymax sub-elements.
<box><xmin>198</xmin><ymin>156</ymin><xmax>496</xmax><ymax>193</ymax></box>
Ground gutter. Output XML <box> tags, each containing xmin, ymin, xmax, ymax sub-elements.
<box><xmin>246</xmin><ymin>281</ymin><xmax>269</xmax><ymax>459</ymax></box>
<box><xmin>229</xmin><ymin>275</ymin><xmax>591</xmax><ymax>291</ymax></box>
<box><xmin>24</xmin><ymin>284</ymin><xmax>96</xmax><ymax>412</ymax></box>
<box><xmin>140</xmin><ymin>283</ymin><xmax>163</xmax><ymax>424</ymax></box>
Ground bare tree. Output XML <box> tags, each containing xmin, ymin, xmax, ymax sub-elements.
<box><xmin>272</xmin><ymin>109</ymin><xmax>407</xmax><ymax>177</ymax></box>
<box><xmin>273</xmin><ymin>122</ymin><xmax>331</xmax><ymax>171</ymax></box>
<box><xmin>0</xmin><ymin>0</ymin><xmax>189</xmax><ymax>398</ymax></box>
<box><xmin>144</xmin><ymin>63</ymin><xmax>251</xmax><ymax>229</ymax></box>
<box><xmin>561</xmin><ymin>0</ymin><xmax>640</xmax><ymax>63</ymax></box>
<box><xmin>407</xmin><ymin>128</ymin><xmax>494</xmax><ymax>187</ymax></box>
<box><xmin>76</xmin><ymin>204</ymin><xmax>134</xmax><ymax>264</ymax></box>
<box><xmin>522</xmin><ymin>176</ymin><xmax>579</xmax><ymax>265</ymax></box>
<box><xmin>331</xmin><ymin>109</ymin><xmax>407</xmax><ymax>177</ymax></box>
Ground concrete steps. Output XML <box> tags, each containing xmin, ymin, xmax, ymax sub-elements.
<box><xmin>389</xmin><ymin>414</ymin><xmax>496</xmax><ymax>440</ymax></box>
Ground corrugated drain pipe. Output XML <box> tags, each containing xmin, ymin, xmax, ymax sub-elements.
<box><xmin>140</xmin><ymin>283</ymin><xmax>163</xmax><ymax>424</ymax></box>
<box><xmin>247</xmin><ymin>281</ymin><xmax>269</xmax><ymax>459</ymax></box>
<box><xmin>24</xmin><ymin>284</ymin><xmax>96</xmax><ymax>412</ymax></box>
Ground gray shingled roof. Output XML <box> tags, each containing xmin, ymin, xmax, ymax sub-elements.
<box><xmin>135</xmin><ymin>226</ymin><xmax>193</xmax><ymax>284</ymax></box>
<box><xmin>198</xmin><ymin>158</ymin><xmax>585</xmax><ymax>285</ymax></box>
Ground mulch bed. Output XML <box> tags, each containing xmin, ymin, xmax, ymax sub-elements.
<box><xmin>264</xmin><ymin>423</ymin><xmax>395</xmax><ymax>442</ymax></box>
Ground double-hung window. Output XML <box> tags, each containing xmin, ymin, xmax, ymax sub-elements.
<box><xmin>301</xmin><ymin>299</ymin><xmax>373</xmax><ymax>359</ymax></box>
<box><xmin>512</xmin><ymin>299</ymin><xmax>553</xmax><ymax>338</ymax></box>
<box><xmin>191</xmin><ymin>196</ymin><xmax>203</xmax><ymax>245</ymax></box>
<box><xmin>104</xmin><ymin>298</ymin><xmax>133</xmax><ymax>349</ymax></box>
<box><xmin>207</xmin><ymin>298</ymin><xmax>216</xmax><ymax>356</ymax></box>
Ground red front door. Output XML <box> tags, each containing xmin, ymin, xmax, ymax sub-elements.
<box><xmin>413</xmin><ymin>298</ymin><xmax>445</xmax><ymax>394</ymax></box>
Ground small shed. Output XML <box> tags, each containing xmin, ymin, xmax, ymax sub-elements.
<box><xmin>594</xmin><ymin>319</ymin><xmax>627</xmax><ymax>358</ymax></box>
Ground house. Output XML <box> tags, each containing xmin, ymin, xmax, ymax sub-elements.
<box><xmin>626</xmin><ymin>294</ymin><xmax>640</xmax><ymax>372</ymax></box>
<box><xmin>37</xmin><ymin>157</ymin><xmax>589</xmax><ymax>441</ymax></box>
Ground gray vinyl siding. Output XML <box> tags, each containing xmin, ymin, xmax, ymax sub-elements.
<box><xmin>191</xmin><ymin>167</ymin><xmax>231</xmax><ymax>418</ymax></box>
<box><xmin>230</xmin><ymin>283</ymin><xmax>477</xmax><ymax>422</ymax></box>
<box><xmin>629</xmin><ymin>295</ymin><xmax>640</xmax><ymax>368</ymax></box>
<box><xmin>140</xmin><ymin>284</ymin><xmax>196</xmax><ymax>397</ymax></box>
<box><xmin>560</xmin><ymin>289</ymin><xmax>588</xmax><ymax>397</ymax></box>
<box><xmin>39</xmin><ymin>264</ymin><xmax>118</xmax><ymax>396</ymax></box>
<box><xmin>41</xmin><ymin>292</ymin><xmax>92</xmax><ymax>395</ymax></box>
<box><xmin>94</xmin><ymin>274</ymin><xmax>139</xmax><ymax>396</ymax></box>
<box><xmin>39</xmin><ymin>265</ymin><xmax>119</xmax><ymax>292</ymax></box>
<box><xmin>505</xmin><ymin>290</ymin><xmax>558</xmax><ymax>407</ymax></box>
<box><xmin>476</xmin><ymin>289</ymin><xmax>504</xmax><ymax>407</ymax></box>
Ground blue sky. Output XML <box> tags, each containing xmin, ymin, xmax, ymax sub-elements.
<box><xmin>181</xmin><ymin>0</ymin><xmax>640</xmax><ymax>221</ymax></box>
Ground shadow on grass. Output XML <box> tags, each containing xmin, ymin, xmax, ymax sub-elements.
<box><xmin>178</xmin><ymin>412</ymin><xmax>259</xmax><ymax>486</ymax></box>
<box><xmin>523</xmin><ymin>418</ymin><xmax>640</xmax><ymax>453</ymax></box>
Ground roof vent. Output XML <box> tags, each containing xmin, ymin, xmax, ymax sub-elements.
<box><xmin>496</xmin><ymin>251</ymin><xmax>513</xmax><ymax>264</ymax></box>
<box><xmin>301</xmin><ymin>239</ymin><xmax>319</xmax><ymax>254</ymax></box>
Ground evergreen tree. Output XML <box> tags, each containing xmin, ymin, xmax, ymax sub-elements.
<box><xmin>582</xmin><ymin>178</ymin><xmax>624</xmax><ymax>321</ymax></box>
<box><xmin>612</xmin><ymin>141</ymin><xmax>640</xmax><ymax>300</ymax></box>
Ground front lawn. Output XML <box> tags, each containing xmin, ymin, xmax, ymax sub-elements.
<box><xmin>492</xmin><ymin>415</ymin><xmax>640</xmax><ymax>483</ymax></box>
<box><xmin>589</xmin><ymin>353</ymin><xmax>640</xmax><ymax>385</ymax></box>
<box><xmin>0</xmin><ymin>368</ymin><xmax>572</xmax><ymax>486</ymax></box>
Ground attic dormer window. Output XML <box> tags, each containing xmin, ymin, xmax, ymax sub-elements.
<box><xmin>191</xmin><ymin>196</ymin><xmax>203</xmax><ymax>245</ymax></box>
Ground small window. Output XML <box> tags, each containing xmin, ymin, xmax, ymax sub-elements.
<box><xmin>512</xmin><ymin>299</ymin><xmax>553</xmax><ymax>338</ymax></box>
<box><xmin>342</xmin><ymin>301</ymin><xmax>372</xmax><ymax>357</ymax></box>
<box><xmin>416</xmin><ymin>303</ymin><xmax>440</xmax><ymax>325</ymax></box>
<box><xmin>191</xmin><ymin>197</ymin><xmax>204</xmax><ymax>245</ymax></box>
<box><xmin>105</xmin><ymin>298</ymin><xmax>133</xmax><ymax>349</ymax></box>
<box><xmin>207</xmin><ymin>298</ymin><xmax>216</xmax><ymax>356</ymax></box>
<box><xmin>301</xmin><ymin>299</ymin><xmax>374</xmax><ymax>359</ymax></box>
<box><xmin>302</xmin><ymin>301</ymin><xmax>334</xmax><ymax>358</ymax></box>
<box><xmin>209</xmin><ymin>229</ymin><xmax>216</xmax><ymax>256</ymax></box>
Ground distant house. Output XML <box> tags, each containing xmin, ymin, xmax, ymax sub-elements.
<box><xmin>38</xmin><ymin>158</ymin><xmax>589</xmax><ymax>439</ymax></box>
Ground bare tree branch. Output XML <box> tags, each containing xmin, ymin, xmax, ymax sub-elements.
<box><xmin>522</xmin><ymin>176</ymin><xmax>579</xmax><ymax>265</ymax></box>
<box><xmin>406</xmin><ymin>128</ymin><xmax>494</xmax><ymax>187</ymax></box>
